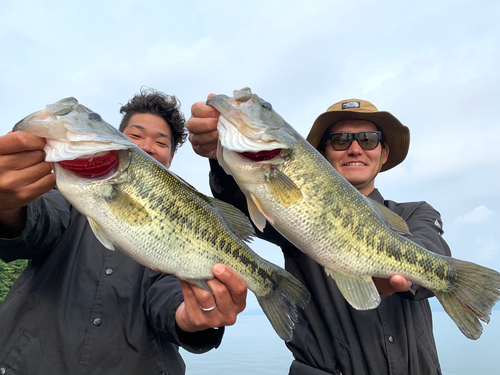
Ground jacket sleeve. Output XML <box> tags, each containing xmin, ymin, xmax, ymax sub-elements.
<box><xmin>0</xmin><ymin>188</ymin><xmax>71</xmax><ymax>262</ymax></box>
<box><xmin>144</xmin><ymin>269</ymin><xmax>224</xmax><ymax>354</ymax></box>
<box><xmin>388</xmin><ymin>200</ymin><xmax>452</xmax><ymax>300</ymax></box>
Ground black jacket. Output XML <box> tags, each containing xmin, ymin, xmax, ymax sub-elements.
<box><xmin>0</xmin><ymin>189</ymin><xmax>223</xmax><ymax>375</ymax></box>
<box><xmin>209</xmin><ymin>159</ymin><xmax>451</xmax><ymax>375</ymax></box>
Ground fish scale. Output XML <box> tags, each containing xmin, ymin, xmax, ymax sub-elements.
<box><xmin>208</xmin><ymin>87</ymin><xmax>500</xmax><ymax>340</ymax></box>
<box><xmin>13</xmin><ymin>97</ymin><xmax>310</xmax><ymax>342</ymax></box>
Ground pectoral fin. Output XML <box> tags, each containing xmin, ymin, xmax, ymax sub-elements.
<box><xmin>87</xmin><ymin>217</ymin><xmax>115</xmax><ymax>250</ymax></box>
<box><xmin>265</xmin><ymin>167</ymin><xmax>303</xmax><ymax>208</ymax></box>
<box><xmin>107</xmin><ymin>187</ymin><xmax>152</xmax><ymax>227</ymax></box>
<box><xmin>325</xmin><ymin>269</ymin><xmax>381</xmax><ymax>310</ymax></box>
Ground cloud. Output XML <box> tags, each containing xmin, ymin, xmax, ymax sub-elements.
<box><xmin>474</xmin><ymin>237</ymin><xmax>498</xmax><ymax>262</ymax></box>
<box><xmin>455</xmin><ymin>205</ymin><xmax>495</xmax><ymax>226</ymax></box>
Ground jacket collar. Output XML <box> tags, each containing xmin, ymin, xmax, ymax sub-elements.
<box><xmin>368</xmin><ymin>188</ymin><xmax>384</xmax><ymax>204</ymax></box>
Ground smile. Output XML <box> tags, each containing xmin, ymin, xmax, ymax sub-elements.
<box><xmin>344</xmin><ymin>162</ymin><xmax>365</xmax><ymax>166</ymax></box>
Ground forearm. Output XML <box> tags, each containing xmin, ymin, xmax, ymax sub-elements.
<box><xmin>0</xmin><ymin>207</ymin><xmax>27</xmax><ymax>238</ymax></box>
<box><xmin>0</xmin><ymin>190</ymin><xmax>71</xmax><ymax>262</ymax></box>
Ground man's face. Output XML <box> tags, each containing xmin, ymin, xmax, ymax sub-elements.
<box><xmin>122</xmin><ymin>113</ymin><xmax>174</xmax><ymax>168</ymax></box>
<box><xmin>321</xmin><ymin>119</ymin><xmax>389</xmax><ymax>196</ymax></box>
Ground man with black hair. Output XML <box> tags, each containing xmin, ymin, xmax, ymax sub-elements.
<box><xmin>0</xmin><ymin>88</ymin><xmax>247</xmax><ymax>375</ymax></box>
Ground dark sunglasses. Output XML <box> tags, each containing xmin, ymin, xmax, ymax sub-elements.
<box><xmin>325</xmin><ymin>131</ymin><xmax>382</xmax><ymax>151</ymax></box>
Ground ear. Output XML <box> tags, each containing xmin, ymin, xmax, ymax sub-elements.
<box><xmin>381</xmin><ymin>144</ymin><xmax>390</xmax><ymax>164</ymax></box>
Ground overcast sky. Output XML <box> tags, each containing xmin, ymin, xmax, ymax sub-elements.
<box><xmin>2</xmin><ymin>0</ymin><xmax>499</xmax><ymax>319</ymax></box>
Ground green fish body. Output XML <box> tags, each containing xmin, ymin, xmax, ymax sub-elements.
<box><xmin>208</xmin><ymin>87</ymin><xmax>500</xmax><ymax>340</ymax></box>
<box><xmin>13</xmin><ymin>97</ymin><xmax>310</xmax><ymax>341</ymax></box>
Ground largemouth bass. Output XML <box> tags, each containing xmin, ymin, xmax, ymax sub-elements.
<box><xmin>208</xmin><ymin>87</ymin><xmax>500</xmax><ymax>340</ymax></box>
<box><xmin>13</xmin><ymin>97</ymin><xmax>310</xmax><ymax>341</ymax></box>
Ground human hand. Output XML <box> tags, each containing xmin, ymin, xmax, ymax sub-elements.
<box><xmin>175</xmin><ymin>264</ymin><xmax>247</xmax><ymax>333</ymax></box>
<box><xmin>186</xmin><ymin>94</ymin><xmax>220</xmax><ymax>159</ymax></box>
<box><xmin>373</xmin><ymin>275</ymin><xmax>412</xmax><ymax>296</ymax></box>
<box><xmin>0</xmin><ymin>131</ymin><xmax>55</xmax><ymax>233</ymax></box>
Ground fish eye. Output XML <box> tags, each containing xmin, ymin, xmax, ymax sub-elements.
<box><xmin>88</xmin><ymin>112</ymin><xmax>102</xmax><ymax>121</ymax></box>
<box><xmin>261</xmin><ymin>101</ymin><xmax>272</xmax><ymax>110</ymax></box>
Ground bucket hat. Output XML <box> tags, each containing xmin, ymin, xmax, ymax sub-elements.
<box><xmin>306</xmin><ymin>99</ymin><xmax>410</xmax><ymax>172</ymax></box>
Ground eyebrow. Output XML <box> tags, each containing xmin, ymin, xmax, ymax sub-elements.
<box><xmin>127</xmin><ymin>124</ymin><xmax>171</xmax><ymax>140</ymax></box>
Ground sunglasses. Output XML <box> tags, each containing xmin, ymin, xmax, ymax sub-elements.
<box><xmin>325</xmin><ymin>131</ymin><xmax>382</xmax><ymax>151</ymax></box>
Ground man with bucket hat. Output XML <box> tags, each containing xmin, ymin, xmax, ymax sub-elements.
<box><xmin>307</xmin><ymin>99</ymin><xmax>409</xmax><ymax>172</ymax></box>
<box><xmin>187</xmin><ymin>96</ymin><xmax>451</xmax><ymax>375</ymax></box>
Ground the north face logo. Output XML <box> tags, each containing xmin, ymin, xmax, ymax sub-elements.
<box><xmin>342</xmin><ymin>101</ymin><xmax>361</xmax><ymax>109</ymax></box>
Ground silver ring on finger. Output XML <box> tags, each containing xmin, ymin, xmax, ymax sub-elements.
<box><xmin>200</xmin><ymin>303</ymin><xmax>217</xmax><ymax>312</ymax></box>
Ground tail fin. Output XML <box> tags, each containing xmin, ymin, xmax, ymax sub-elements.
<box><xmin>435</xmin><ymin>258</ymin><xmax>500</xmax><ymax>340</ymax></box>
<box><xmin>256</xmin><ymin>269</ymin><xmax>310</xmax><ymax>341</ymax></box>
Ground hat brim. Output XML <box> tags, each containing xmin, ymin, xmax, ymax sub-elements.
<box><xmin>306</xmin><ymin>110</ymin><xmax>410</xmax><ymax>172</ymax></box>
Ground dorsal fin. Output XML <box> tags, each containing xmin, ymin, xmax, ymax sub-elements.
<box><xmin>366</xmin><ymin>197</ymin><xmax>411</xmax><ymax>235</ymax></box>
<box><xmin>211</xmin><ymin>198</ymin><xmax>255</xmax><ymax>242</ymax></box>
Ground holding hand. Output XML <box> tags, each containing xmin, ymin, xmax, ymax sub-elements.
<box><xmin>175</xmin><ymin>264</ymin><xmax>248</xmax><ymax>333</ymax></box>
<box><xmin>0</xmin><ymin>131</ymin><xmax>55</xmax><ymax>236</ymax></box>
<box><xmin>373</xmin><ymin>275</ymin><xmax>412</xmax><ymax>296</ymax></box>
<box><xmin>186</xmin><ymin>95</ymin><xmax>220</xmax><ymax>159</ymax></box>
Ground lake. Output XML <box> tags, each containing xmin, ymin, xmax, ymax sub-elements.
<box><xmin>181</xmin><ymin>309</ymin><xmax>500</xmax><ymax>374</ymax></box>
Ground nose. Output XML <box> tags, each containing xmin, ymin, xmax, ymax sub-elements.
<box><xmin>138</xmin><ymin>138</ymin><xmax>155</xmax><ymax>156</ymax></box>
<box><xmin>135</xmin><ymin>138</ymin><xmax>155</xmax><ymax>156</ymax></box>
<box><xmin>346</xmin><ymin>139</ymin><xmax>363</xmax><ymax>155</ymax></box>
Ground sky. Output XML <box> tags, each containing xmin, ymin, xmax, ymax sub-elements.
<box><xmin>1</xmin><ymin>0</ymin><xmax>499</xmax><ymax>316</ymax></box>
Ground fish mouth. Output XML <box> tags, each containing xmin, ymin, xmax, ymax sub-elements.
<box><xmin>239</xmin><ymin>149</ymin><xmax>282</xmax><ymax>162</ymax></box>
<box><xmin>57</xmin><ymin>151</ymin><xmax>119</xmax><ymax>178</ymax></box>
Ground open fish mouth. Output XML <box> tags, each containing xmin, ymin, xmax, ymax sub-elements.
<box><xmin>239</xmin><ymin>149</ymin><xmax>282</xmax><ymax>162</ymax></box>
<box><xmin>57</xmin><ymin>151</ymin><xmax>119</xmax><ymax>178</ymax></box>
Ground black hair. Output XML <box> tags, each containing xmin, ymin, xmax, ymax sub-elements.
<box><xmin>119</xmin><ymin>87</ymin><xmax>187</xmax><ymax>154</ymax></box>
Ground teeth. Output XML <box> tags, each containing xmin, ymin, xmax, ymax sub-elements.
<box><xmin>346</xmin><ymin>162</ymin><xmax>364</xmax><ymax>166</ymax></box>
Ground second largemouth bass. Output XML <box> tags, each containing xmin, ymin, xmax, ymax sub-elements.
<box><xmin>208</xmin><ymin>87</ymin><xmax>500</xmax><ymax>340</ymax></box>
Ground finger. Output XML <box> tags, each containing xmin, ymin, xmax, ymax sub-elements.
<box><xmin>186</xmin><ymin>116</ymin><xmax>219</xmax><ymax>136</ymax></box>
<box><xmin>0</xmin><ymin>132</ymin><xmax>46</xmax><ymax>155</ymax></box>
<box><xmin>191</xmin><ymin>100</ymin><xmax>220</xmax><ymax>119</ymax></box>
<box><xmin>1</xmin><ymin>160</ymin><xmax>53</xmax><ymax>190</ymax></box>
<box><xmin>212</xmin><ymin>264</ymin><xmax>247</xmax><ymax>309</ymax></box>
<box><xmin>188</xmin><ymin>130</ymin><xmax>219</xmax><ymax>148</ymax></box>
<box><xmin>188</xmin><ymin>281</ymin><xmax>217</xmax><ymax>311</ymax></box>
<box><xmin>390</xmin><ymin>275</ymin><xmax>411</xmax><ymax>292</ymax></box>
<box><xmin>190</xmin><ymin>142</ymin><xmax>218</xmax><ymax>160</ymax></box>
<box><xmin>178</xmin><ymin>279</ymin><xmax>217</xmax><ymax>323</ymax></box>
<box><xmin>176</xmin><ymin>280</ymin><xmax>203</xmax><ymax>332</ymax></box>
<box><xmin>372</xmin><ymin>277</ymin><xmax>394</xmax><ymax>296</ymax></box>
<box><xmin>0</xmin><ymin>150</ymin><xmax>48</xmax><ymax>171</ymax></box>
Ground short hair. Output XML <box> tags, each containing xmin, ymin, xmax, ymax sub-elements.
<box><xmin>119</xmin><ymin>87</ymin><xmax>187</xmax><ymax>154</ymax></box>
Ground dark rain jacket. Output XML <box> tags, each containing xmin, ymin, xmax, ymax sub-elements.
<box><xmin>209</xmin><ymin>159</ymin><xmax>451</xmax><ymax>375</ymax></box>
<box><xmin>0</xmin><ymin>189</ymin><xmax>223</xmax><ymax>375</ymax></box>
